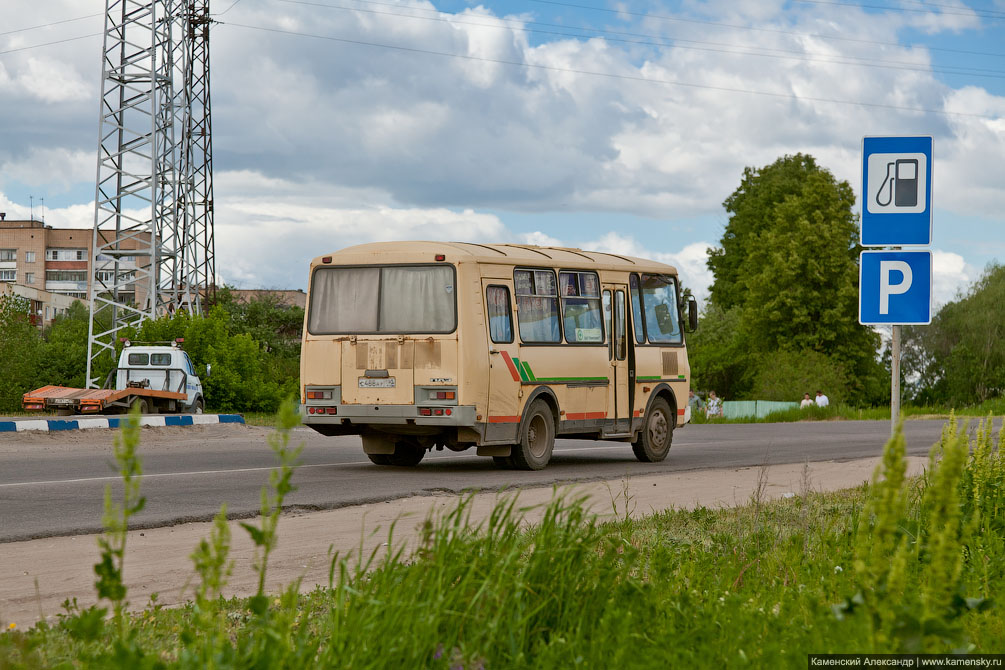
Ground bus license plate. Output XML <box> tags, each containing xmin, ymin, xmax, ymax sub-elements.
<box><xmin>359</xmin><ymin>377</ymin><xmax>395</xmax><ymax>388</ymax></box>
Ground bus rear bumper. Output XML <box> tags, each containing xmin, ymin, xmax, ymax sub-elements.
<box><xmin>303</xmin><ymin>404</ymin><xmax>477</xmax><ymax>428</ymax></box>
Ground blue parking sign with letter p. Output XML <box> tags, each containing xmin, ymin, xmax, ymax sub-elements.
<box><xmin>859</xmin><ymin>251</ymin><xmax>932</xmax><ymax>325</ymax></box>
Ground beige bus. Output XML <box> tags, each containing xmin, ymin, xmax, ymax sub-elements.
<box><xmin>300</xmin><ymin>241</ymin><xmax>697</xmax><ymax>470</ymax></box>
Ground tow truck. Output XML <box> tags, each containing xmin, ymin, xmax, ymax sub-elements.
<box><xmin>22</xmin><ymin>340</ymin><xmax>208</xmax><ymax>415</ymax></box>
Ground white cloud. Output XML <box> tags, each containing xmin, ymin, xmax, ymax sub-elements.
<box><xmin>0</xmin><ymin>148</ymin><xmax>93</xmax><ymax>191</ymax></box>
<box><xmin>519</xmin><ymin>231</ymin><xmax>563</xmax><ymax>247</ymax></box>
<box><xmin>932</xmin><ymin>249</ymin><xmax>977</xmax><ymax>306</ymax></box>
<box><xmin>583</xmin><ymin>232</ymin><xmax>714</xmax><ymax>304</ymax></box>
<box><xmin>0</xmin><ymin>0</ymin><xmax>1001</xmax><ymax>297</ymax></box>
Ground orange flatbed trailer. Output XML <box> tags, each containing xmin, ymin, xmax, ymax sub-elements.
<box><xmin>22</xmin><ymin>385</ymin><xmax>187</xmax><ymax>414</ymax></box>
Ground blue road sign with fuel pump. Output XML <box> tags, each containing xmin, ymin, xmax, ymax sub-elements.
<box><xmin>859</xmin><ymin>250</ymin><xmax>932</xmax><ymax>325</ymax></box>
<box><xmin>861</xmin><ymin>136</ymin><xmax>933</xmax><ymax>246</ymax></box>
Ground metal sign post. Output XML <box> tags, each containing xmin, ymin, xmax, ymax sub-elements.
<box><xmin>860</xmin><ymin>136</ymin><xmax>933</xmax><ymax>436</ymax></box>
<box><xmin>891</xmin><ymin>325</ymin><xmax>900</xmax><ymax>435</ymax></box>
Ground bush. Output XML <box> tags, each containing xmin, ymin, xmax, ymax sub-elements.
<box><xmin>749</xmin><ymin>348</ymin><xmax>849</xmax><ymax>405</ymax></box>
<box><xmin>131</xmin><ymin>308</ymin><xmax>284</xmax><ymax>412</ymax></box>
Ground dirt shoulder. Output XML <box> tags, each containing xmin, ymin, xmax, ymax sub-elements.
<box><xmin>0</xmin><ymin>455</ymin><xmax>927</xmax><ymax>629</ymax></box>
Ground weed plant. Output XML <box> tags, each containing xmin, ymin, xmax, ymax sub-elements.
<box><xmin>2</xmin><ymin>414</ymin><xmax>1003</xmax><ymax>667</ymax></box>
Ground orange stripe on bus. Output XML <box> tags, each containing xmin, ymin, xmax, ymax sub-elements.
<box><xmin>677</xmin><ymin>409</ymin><xmax>686</xmax><ymax>416</ymax></box>
<box><xmin>488</xmin><ymin>415</ymin><xmax>521</xmax><ymax>423</ymax></box>
<box><xmin>565</xmin><ymin>412</ymin><xmax>606</xmax><ymax>421</ymax></box>
<box><xmin>633</xmin><ymin>410</ymin><xmax>641</xmax><ymax>417</ymax></box>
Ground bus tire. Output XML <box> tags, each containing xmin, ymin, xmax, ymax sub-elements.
<box><xmin>511</xmin><ymin>400</ymin><xmax>555</xmax><ymax>471</ymax></box>
<box><xmin>131</xmin><ymin>397</ymin><xmax>150</xmax><ymax>415</ymax></box>
<box><xmin>187</xmin><ymin>397</ymin><xmax>204</xmax><ymax>414</ymax></box>
<box><xmin>365</xmin><ymin>438</ymin><xmax>425</xmax><ymax>467</ymax></box>
<box><xmin>632</xmin><ymin>396</ymin><xmax>673</xmax><ymax>462</ymax></box>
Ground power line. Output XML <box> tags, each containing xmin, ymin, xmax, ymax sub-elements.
<box><xmin>0</xmin><ymin>14</ymin><xmax>102</xmax><ymax>38</ymax></box>
<box><xmin>0</xmin><ymin>33</ymin><xmax>101</xmax><ymax>57</ymax></box>
<box><xmin>221</xmin><ymin>21</ymin><xmax>1000</xmax><ymax>120</ymax></box>
<box><xmin>279</xmin><ymin>0</ymin><xmax>1005</xmax><ymax>80</ymax></box>
<box><xmin>215</xmin><ymin>0</ymin><xmax>245</xmax><ymax>16</ymax></box>
<box><xmin>790</xmin><ymin>0</ymin><xmax>1005</xmax><ymax>20</ymax></box>
<box><xmin>525</xmin><ymin>0</ymin><xmax>1005</xmax><ymax>59</ymax></box>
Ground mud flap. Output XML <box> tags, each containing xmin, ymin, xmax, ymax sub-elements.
<box><xmin>477</xmin><ymin>445</ymin><xmax>512</xmax><ymax>457</ymax></box>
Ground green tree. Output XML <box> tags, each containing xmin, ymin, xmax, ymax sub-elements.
<box><xmin>35</xmin><ymin>301</ymin><xmax>91</xmax><ymax>389</ymax></box>
<box><xmin>699</xmin><ymin>153</ymin><xmax>885</xmax><ymax>405</ymax></box>
<box><xmin>902</xmin><ymin>263</ymin><xmax>1005</xmax><ymax>406</ymax></box>
<box><xmin>686</xmin><ymin>302</ymin><xmax>754</xmax><ymax>398</ymax></box>
<box><xmin>0</xmin><ymin>293</ymin><xmax>42</xmax><ymax>411</ymax></box>
<box><xmin>132</xmin><ymin>308</ymin><xmax>285</xmax><ymax>412</ymax></box>
<box><xmin>749</xmin><ymin>348</ymin><xmax>849</xmax><ymax>405</ymax></box>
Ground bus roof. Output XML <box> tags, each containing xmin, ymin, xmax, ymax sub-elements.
<box><xmin>310</xmin><ymin>241</ymin><xmax>678</xmax><ymax>274</ymax></box>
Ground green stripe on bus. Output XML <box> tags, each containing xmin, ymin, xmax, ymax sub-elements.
<box><xmin>512</xmin><ymin>358</ymin><xmax>530</xmax><ymax>382</ymax></box>
<box><xmin>533</xmin><ymin>377</ymin><xmax>608</xmax><ymax>383</ymax></box>
<box><xmin>522</xmin><ymin>361</ymin><xmax>536</xmax><ymax>382</ymax></box>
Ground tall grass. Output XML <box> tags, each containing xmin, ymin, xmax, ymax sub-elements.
<box><xmin>2</xmin><ymin>414</ymin><xmax>1003</xmax><ymax>667</ymax></box>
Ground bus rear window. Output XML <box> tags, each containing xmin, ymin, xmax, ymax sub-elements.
<box><xmin>308</xmin><ymin>265</ymin><xmax>456</xmax><ymax>334</ymax></box>
<box><xmin>127</xmin><ymin>353</ymin><xmax>148</xmax><ymax>366</ymax></box>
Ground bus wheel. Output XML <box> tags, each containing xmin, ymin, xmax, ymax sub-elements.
<box><xmin>131</xmin><ymin>397</ymin><xmax>150</xmax><ymax>415</ymax></box>
<box><xmin>511</xmin><ymin>400</ymin><xmax>555</xmax><ymax>471</ymax></box>
<box><xmin>632</xmin><ymin>397</ymin><xmax>673</xmax><ymax>462</ymax></box>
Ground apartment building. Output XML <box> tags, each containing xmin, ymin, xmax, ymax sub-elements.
<box><xmin>0</xmin><ymin>214</ymin><xmax>151</xmax><ymax>318</ymax></box>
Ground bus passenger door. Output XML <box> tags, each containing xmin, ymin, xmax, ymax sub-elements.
<box><xmin>482</xmin><ymin>280</ymin><xmax>521</xmax><ymax>442</ymax></box>
<box><xmin>603</xmin><ymin>285</ymin><xmax>631</xmax><ymax>434</ymax></box>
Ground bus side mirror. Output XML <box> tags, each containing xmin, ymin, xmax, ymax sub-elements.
<box><xmin>687</xmin><ymin>296</ymin><xmax>698</xmax><ymax>332</ymax></box>
<box><xmin>205</xmin><ymin>363</ymin><xmax>211</xmax><ymax>378</ymax></box>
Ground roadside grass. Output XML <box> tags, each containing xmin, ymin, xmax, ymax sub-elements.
<box><xmin>2</xmin><ymin>412</ymin><xmax>1003</xmax><ymax>667</ymax></box>
<box><xmin>239</xmin><ymin>411</ymin><xmax>283</xmax><ymax>427</ymax></box>
<box><xmin>692</xmin><ymin>397</ymin><xmax>1005</xmax><ymax>424</ymax></box>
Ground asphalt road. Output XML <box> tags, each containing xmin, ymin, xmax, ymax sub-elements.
<box><xmin>0</xmin><ymin>418</ymin><xmax>982</xmax><ymax>543</ymax></box>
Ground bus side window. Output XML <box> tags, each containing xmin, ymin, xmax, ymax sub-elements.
<box><xmin>629</xmin><ymin>274</ymin><xmax>645</xmax><ymax>344</ymax></box>
<box><xmin>603</xmin><ymin>290</ymin><xmax>612</xmax><ymax>359</ymax></box>
<box><xmin>514</xmin><ymin>269</ymin><xmax>561</xmax><ymax>343</ymax></box>
<box><xmin>486</xmin><ymin>285</ymin><xmax>513</xmax><ymax>344</ymax></box>
<box><xmin>615</xmin><ymin>290</ymin><xmax>627</xmax><ymax>361</ymax></box>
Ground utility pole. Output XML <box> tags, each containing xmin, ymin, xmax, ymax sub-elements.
<box><xmin>86</xmin><ymin>0</ymin><xmax>215</xmax><ymax>388</ymax></box>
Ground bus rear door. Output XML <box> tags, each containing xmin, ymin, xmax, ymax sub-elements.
<box><xmin>482</xmin><ymin>279</ymin><xmax>521</xmax><ymax>442</ymax></box>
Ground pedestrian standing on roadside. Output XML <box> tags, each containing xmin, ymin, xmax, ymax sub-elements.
<box><xmin>800</xmin><ymin>392</ymin><xmax>814</xmax><ymax>409</ymax></box>
<box><xmin>706</xmin><ymin>390</ymin><xmax>723</xmax><ymax>418</ymax></box>
<box><xmin>815</xmin><ymin>390</ymin><xmax>830</xmax><ymax>408</ymax></box>
<box><xmin>688</xmin><ymin>390</ymin><xmax>705</xmax><ymax>415</ymax></box>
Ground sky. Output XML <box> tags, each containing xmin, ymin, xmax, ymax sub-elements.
<box><xmin>1</xmin><ymin>0</ymin><xmax>1003</xmax><ymax>309</ymax></box>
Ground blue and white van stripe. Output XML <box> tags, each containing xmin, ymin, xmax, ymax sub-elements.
<box><xmin>0</xmin><ymin>414</ymin><xmax>245</xmax><ymax>433</ymax></box>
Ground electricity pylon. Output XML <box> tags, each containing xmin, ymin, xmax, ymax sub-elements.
<box><xmin>86</xmin><ymin>0</ymin><xmax>214</xmax><ymax>388</ymax></box>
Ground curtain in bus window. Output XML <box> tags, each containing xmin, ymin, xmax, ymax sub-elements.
<box><xmin>379</xmin><ymin>266</ymin><xmax>455</xmax><ymax>332</ymax></box>
<box><xmin>641</xmin><ymin>274</ymin><xmax>682</xmax><ymax>344</ymax></box>
<box><xmin>629</xmin><ymin>275</ymin><xmax>645</xmax><ymax>344</ymax></box>
<box><xmin>308</xmin><ymin>267</ymin><xmax>379</xmax><ymax>333</ymax></box>
<box><xmin>486</xmin><ymin>286</ymin><xmax>513</xmax><ymax>343</ymax></box>
<box><xmin>559</xmin><ymin>271</ymin><xmax>602</xmax><ymax>343</ymax></box>
<box><xmin>517</xmin><ymin>296</ymin><xmax>560</xmax><ymax>342</ymax></box>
